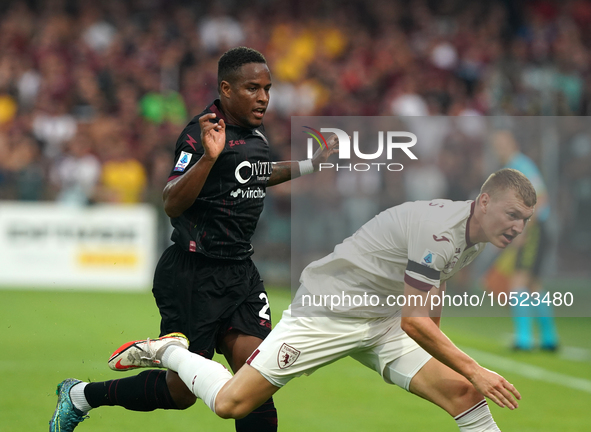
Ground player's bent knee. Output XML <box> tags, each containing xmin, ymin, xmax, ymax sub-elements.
<box><xmin>174</xmin><ymin>393</ymin><xmax>197</xmax><ymax>410</ymax></box>
<box><xmin>412</xmin><ymin>359</ymin><xmax>484</xmax><ymax>416</ymax></box>
<box><xmin>214</xmin><ymin>384</ymin><xmax>262</xmax><ymax>419</ymax></box>
<box><xmin>214</xmin><ymin>397</ymin><xmax>252</xmax><ymax>419</ymax></box>
<box><xmin>450</xmin><ymin>381</ymin><xmax>484</xmax><ymax>415</ymax></box>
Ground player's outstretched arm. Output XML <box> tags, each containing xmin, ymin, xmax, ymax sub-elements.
<box><xmin>267</xmin><ymin>133</ymin><xmax>339</xmax><ymax>186</ymax></box>
<box><xmin>401</xmin><ymin>283</ymin><xmax>521</xmax><ymax>409</ymax></box>
<box><xmin>163</xmin><ymin>113</ymin><xmax>226</xmax><ymax>218</ymax></box>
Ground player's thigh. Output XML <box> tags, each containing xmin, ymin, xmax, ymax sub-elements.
<box><xmin>152</xmin><ymin>245</ymin><xmax>194</xmax><ymax>336</ymax></box>
<box><xmin>219</xmin><ymin>330</ymin><xmax>264</xmax><ymax>373</ymax></box>
<box><xmin>408</xmin><ymin>357</ymin><xmax>483</xmax><ymax>416</ymax></box>
<box><xmin>352</xmin><ymin>327</ymin><xmax>483</xmax><ymax>417</ymax></box>
<box><xmin>351</xmin><ymin>316</ymin><xmax>428</xmax><ymax>390</ymax></box>
<box><xmin>156</xmin><ymin>251</ymin><xmax>259</xmax><ymax>359</ymax></box>
<box><xmin>219</xmin><ymin>263</ymin><xmax>273</xmax><ymax>371</ymax></box>
<box><xmin>222</xmin><ymin>267</ymin><xmax>273</xmax><ymax>342</ymax></box>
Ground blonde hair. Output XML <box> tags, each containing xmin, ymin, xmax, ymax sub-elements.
<box><xmin>480</xmin><ymin>168</ymin><xmax>537</xmax><ymax>207</ymax></box>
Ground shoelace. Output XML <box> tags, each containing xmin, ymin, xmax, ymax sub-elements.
<box><xmin>133</xmin><ymin>338</ymin><xmax>162</xmax><ymax>365</ymax></box>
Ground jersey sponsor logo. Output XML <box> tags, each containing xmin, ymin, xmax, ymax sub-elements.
<box><xmin>259</xmin><ymin>319</ymin><xmax>271</xmax><ymax>329</ymax></box>
<box><xmin>277</xmin><ymin>343</ymin><xmax>300</xmax><ymax>369</ymax></box>
<box><xmin>235</xmin><ymin>160</ymin><xmax>272</xmax><ymax>184</ymax></box>
<box><xmin>421</xmin><ymin>249</ymin><xmax>435</xmax><ymax>267</ymax></box>
<box><xmin>229</xmin><ymin>187</ymin><xmax>266</xmax><ymax>199</ymax></box>
<box><xmin>228</xmin><ymin>139</ymin><xmax>246</xmax><ymax>147</ymax></box>
<box><xmin>433</xmin><ymin>235</ymin><xmax>450</xmax><ymax>242</ymax></box>
<box><xmin>174</xmin><ymin>151</ymin><xmax>192</xmax><ymax>172</ymax></box>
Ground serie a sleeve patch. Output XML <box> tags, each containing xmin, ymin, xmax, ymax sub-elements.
<box><xmin>174</xmin><ymin>151</ymin><xmax>192</xmax><ymax>172</ymax></box>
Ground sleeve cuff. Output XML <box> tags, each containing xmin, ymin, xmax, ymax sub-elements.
<box><xmin>404</xmin><ymin>273</ymin><xmax>435</xmax><ymax>292</ymax></box>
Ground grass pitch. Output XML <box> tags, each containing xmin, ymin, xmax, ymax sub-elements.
<box><xmin>2</xmin><ymin>286</ymin><xmax>590</xmax><ymax>431</ymax></box>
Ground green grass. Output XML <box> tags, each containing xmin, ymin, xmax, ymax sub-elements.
<box><xmin>2</xmin><ymin>287</ymin><xmax>591</xmax><ymax>431</ymax></box>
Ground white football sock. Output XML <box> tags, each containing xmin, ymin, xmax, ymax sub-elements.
<box><xmin>163</xmin><ymin>346</ymin><xmax>232</xmax><ymax>413</ymax></box>
<box><xmin>69</xmin><ymin>382</ymin><xmax>92</xmax><ymax>414</ymax></box>
<box><xmin>161</xmin><ymin>344</ymin><xmax>182</xmax><ymax>367</ymax></box>
<box><xmin>454</xmin><ymin>400</ymin><xmax>501</xmax><ymax>431</ymax></box>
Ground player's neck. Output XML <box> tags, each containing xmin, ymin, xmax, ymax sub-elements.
<box><xmin>468</xmin><ymin>209</ymin><xmax>486</xmax><ymax>244</ymax></box>
<box><xmin>218</xmin><ymin>99</ymin><xmax>243</xmax><ymax>128</ymax></box>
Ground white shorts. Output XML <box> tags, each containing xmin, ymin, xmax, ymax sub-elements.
<box><xmin>247</xmin><ymin>307</ymin><xmax>432</xmax><ymax>390</ymax></box>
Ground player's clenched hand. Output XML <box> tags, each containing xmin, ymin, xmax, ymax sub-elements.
<box><xmin>470</xmin><ymin>366</ymin><xmax>521</xmax><ymax>409</ymax></box>
<box><xmin>199</xmin><ymin>113</ymin><xmax>226</xmax><ymax>161</ymax></box>
<box><xmin>311</xmin><ymin>133</ymin><xmax>340</xmax><ymax>169</ymax></box>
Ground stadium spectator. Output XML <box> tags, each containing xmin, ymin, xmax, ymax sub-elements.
<box><xmin>50</xmin><ymin>130</ymin><xmax>101</xmax><ymax>206</ymax></box>
<box><xmin>1</xmin><ymin>0</ymin><xmax>590</xmax><ymax>207</ymax></box>
<box><xmin>95</xmin><ymin>137</ymin><xmax>147</xmax><ymax>204</ymax></box>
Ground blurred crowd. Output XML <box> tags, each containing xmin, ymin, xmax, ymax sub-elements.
<box><xmin>0</xmin><ymin>0</ymin><xmax>590</xmax><ymax>273</ymax></box>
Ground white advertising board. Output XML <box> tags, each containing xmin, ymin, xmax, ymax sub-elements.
<box><xmin>0</xmin><ymin>202</ymin><xmax>157</xmax><ymax>290</ymax></box>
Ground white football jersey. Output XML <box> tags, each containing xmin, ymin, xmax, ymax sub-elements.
<box><xmin>296</xmin><ymin>199</ymin><xmax>486</xmax><ymax>317</ymax></box>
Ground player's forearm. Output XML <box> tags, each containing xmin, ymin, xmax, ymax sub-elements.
<box><xmin>401</xmin><ymin>316</ymin><xmax>479</xmax><ymax>380</ymax></box>
<box><xmin>267</xmin><ymin>161</ymin><xmax>297</xmax><ymax>186</ymax></box>
<box><xmin>163</xmin><ymin>155</ymin><xmax>217</xmax><ymax>218</ymax></box>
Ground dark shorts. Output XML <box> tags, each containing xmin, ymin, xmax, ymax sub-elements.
<box><xmin>515</xmin><ymin>220</ymin><xmax>548</xmax><ymax>277</ymax></box>
<box><xmin>153</xmin><ymin>244</ymin><xmax>272</xmax><ymax>359</ymax></box>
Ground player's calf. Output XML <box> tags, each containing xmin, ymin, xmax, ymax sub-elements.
<box><xmin>408</xmin><ymin>358</ymin><xmax>502</xmax><ymax>431</ymax></box>
<box><xmin>165</xmin><ymin>370</ymin><xmax>197</xmax><ymax>409</ymax></box>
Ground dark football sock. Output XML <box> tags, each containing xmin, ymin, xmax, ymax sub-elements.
<box><xmin>235</xmin><ymin>397</ymin><xmax>278</xmax><ymax>432</ymax></box>
<box><xmin>84</xmin><ymin>370</ymin><xmax>178</xmax><ymax>411</ymax></box>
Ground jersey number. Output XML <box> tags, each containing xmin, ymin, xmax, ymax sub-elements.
<box><xmin>258</xmin><ymin>293</ymin><xmax>270</xmax><ymax>320</ymax></box>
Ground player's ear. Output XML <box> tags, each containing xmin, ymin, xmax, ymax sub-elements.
<box><xmin>479</xmin><ymin>193</ymin><xmax>490</xmax><ymax>213</ymax></box>
<box><xmin>219</xmin><ymin>80</ymin><xmax>232</xmax><ymax>99</ymax></box>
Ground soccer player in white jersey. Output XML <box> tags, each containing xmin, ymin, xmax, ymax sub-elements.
<box><xmin>108</xmin><ymin>168</ymin><xmax>533</xmax><ymax>431</ymax></box>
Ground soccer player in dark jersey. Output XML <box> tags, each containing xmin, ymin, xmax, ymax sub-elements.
<box><xmin>49</xmin><ymin>47</ymin><xmax>337</xmax><ymax>432</ymax></box>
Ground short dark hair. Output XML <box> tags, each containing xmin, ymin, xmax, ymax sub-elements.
<box><xmin>218</xmin><ymin>47</ymin><xmax>267</xmax><ymax>89</ymax></box>
<box><xmin>480</xmin><ymin>168</ymin><xmax>537</xmax><ymax>207</ymax></box>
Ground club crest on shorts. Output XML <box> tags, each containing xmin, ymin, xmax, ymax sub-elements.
<box><xmin>277</xmin><ymin>343</ymin><xmax>300</xmax><ymax>369</ymax></box>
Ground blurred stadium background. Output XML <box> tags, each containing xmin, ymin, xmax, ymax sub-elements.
<box><xmin>1</xmin><ymin>0</ymin><xmax>590</xmax><ymax>430</ymax></box>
